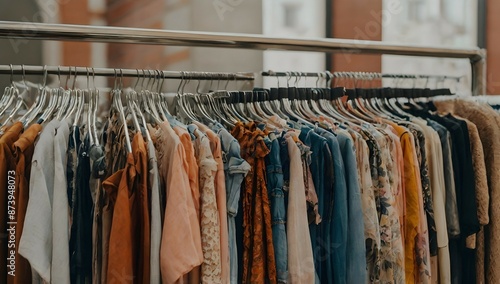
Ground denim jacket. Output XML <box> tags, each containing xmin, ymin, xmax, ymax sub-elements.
<box><xmin>213</xmin><ymin>124</ymin><xmax>251</xmax><ymax>284</ymax></box>
<box><xmin>265</xmin><ymin>138</ymin><xmax>288</xmax><ymax>283</ymax></box>
<box><xmin>337</xmin><ymin>130</ymin><xmax>367</xmax><ymax>284</ymax></box>
<box><xmin>315</xmin><ymin>128</ymin><xmax>348</xmax><ymax>284</ymax></box>
<box><xmin>299</xmin><ymin>127</ymin><xmax>332</xmax><ymax>284</ymax></box>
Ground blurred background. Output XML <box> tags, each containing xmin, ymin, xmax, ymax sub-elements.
<box><xmin>0</xmin><ymin>0</ymin><xmax>496</xmax><ymax>94</ymax></box>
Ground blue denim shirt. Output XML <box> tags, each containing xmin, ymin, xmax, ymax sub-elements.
<box><xmin>299</xmin><ymin>127</ymin><xmax>331</xmax><ymax>284</ymax></box>
<box><xmin>315</xmin><ymin>128</ymin><xmax>348</xmax><ymax>284</ymax></box>
<box><xmin>337</xmin><ymin>130</ymin><xmax>367</xmax><ymax>284</ymax></box>
<box><xmin>265</xmin><ymin>138</ymin><xmax>288</xmax><ymax>283</ymax></box>
<box><xmin>212</xmin><ymin>123</ymin><xmax>251</xmax><ymax>284</ymax></box>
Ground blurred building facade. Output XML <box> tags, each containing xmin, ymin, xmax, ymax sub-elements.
<box><xmin>1</xmin><ymin>0</ymin><xmax>499</xmax><ymax>94</ymax></box>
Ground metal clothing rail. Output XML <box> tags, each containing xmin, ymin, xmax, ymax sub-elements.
<box><xmin>0</xmin><ymin>21</ymin><xmax>487</xmax><ymax>95</ymax></box>
<box><xmin>261</xmin><ymin>71</ymin><xmax>463</xmax><ymax>81</ymax></box>
<box><xmin>0</xmin><ymin>65</ymin><xmax>255</xmax><ymax>81</ymax></box>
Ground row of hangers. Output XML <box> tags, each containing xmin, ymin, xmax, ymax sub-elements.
<box><xmin>179</xmin><ymin>70</ymin><xmax>459</xmax><ymax>131</ymax></box>
<box><xmin>0</xmin><ymin>66</ymin><xmax>99</xmax><ymax>144</ymax></box>
<box><xmin>0</xmin><ymin>65</ymin><xmax>461</xmax><ymax>153</ymax></box>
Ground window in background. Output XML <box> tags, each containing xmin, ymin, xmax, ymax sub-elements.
<box><xmin>262</xmin><ymin>0</ymin><xmax>326</xmax><ymax>88</ymax></box>
<box><xmin>382</xmin><ymin>0</ymin><xmax>478</xmax><ymax>94</ymax></box>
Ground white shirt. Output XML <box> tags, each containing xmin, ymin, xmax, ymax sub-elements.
<box><xmin>19</xmin><ymin>118</ymin><xmax>71</xmax><ymax>284</ymax></box>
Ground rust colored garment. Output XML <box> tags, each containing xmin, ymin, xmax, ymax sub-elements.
<box><xmin>0</xmin><ymin>122</ymin><xmax>23</xmax><ymax>284</ymax></box>
<box><xmin>104</xmin><ymin>133</ymin><xmax>150</xmax><ymax>284</ymax></box>
<box><xmin>231</xmin><ymin>122</ymin><xmax>277</xmax><ymax>284</ymax></box>
<box><xmin>104</xmin><ymin>154</ymin><xmax>135</xmax><ymax>283</ymax></box>
<box><xmin>8</xmin><ymin>123</ymin><xmax>41</xmax><ymax>284</ymax></box>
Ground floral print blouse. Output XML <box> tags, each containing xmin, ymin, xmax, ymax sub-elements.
<box><xmin>361</xmin><ymin>125</ymin><xmax>405</xmax><ymax>284</ymax></box>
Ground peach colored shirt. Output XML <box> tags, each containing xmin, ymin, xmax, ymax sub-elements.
<box><xmin>174</xmin><ymin>126</ymin><xmax>200</xmax><ymax>216</ymax></box>
<box><xmin>173</xmin><ymin>126</ymin><xmax>202</xmax><ymax>284</ymax></box>
<box><xmin>155</xmin><ymin>121</ymin><xmax>203</xmax><ymax>284</ymax></box>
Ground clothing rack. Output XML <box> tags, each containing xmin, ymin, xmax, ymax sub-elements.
<box><xmin>0</xmin><ymin>21</ymin><xmax>486</xmax><ymax>95</ymax></box>
<box><xmin>0</xmin><ymin>65</ymin><xmax>255</xmax><ymax>81</ymax></box>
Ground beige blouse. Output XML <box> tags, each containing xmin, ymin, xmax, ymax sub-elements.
<box><xmin>285</xmin><ymin>133</ymin><xmax>316</xmax><ymax>283</ymax></box>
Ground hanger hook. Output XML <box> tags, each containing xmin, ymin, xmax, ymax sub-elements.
<box><xmin>159</xmin><ymin>70</ymin><xmax>165</xmax><ymax>93</ymax></box>
<box><xmin>91</xmin><ymin>68</ymin><xmax>97</xmax><ymax>92</ymax></box>
<box><xmin>65</xmin><ymin>67</ymin><xmax>71</xmax><ymax>89</ymax></box>
<box><xmin>150</xmin><ymin>70</ymin><xmax>156</xmax><ymax>91</ymax></box>
<box><xmin>208</xmin><ymin>72</ymin><xmax>213</xmax><ymax>91</ymax></box>
<box><xmin>325</xmin><ymin>71</ymin><xmax>332</xmax><ymax>88</ymax></box>
<box><xmin>148</xmin><ymin>70</ymin><xmax>155</xmax><ymax>90</ymax></box>
<box><xmin>42</xmin><ymin>65</ymin><xmax>48</xmax><ymax>87</ymax></box>
<box><xmin>154</xmin><ymin>70</ymin><xmax>159</xmax><ymax>91</ymax></box>
<box><xmin>86</xmin><ymin>67</ymin><xmax>90</xmax><ymax>90</ymax></box>
<box><xmin>21</xmin><ymin>64</ymin><xmax>27</xmax><ymax>88</ymax></box>
<box><xmin>216</xmin><ymin>73</ymin><xmax>221</xmax><ymax>91</ymax></box>
<box><xmin>224</xmin><ymin>73</ymin><xmax>230</xmax><ymax>90</ymax></box>
<box><xmin>119</xmin><ymin>69</ymin><xmax>124</xmax><ymax>89</ymax></box>
<box><xmin>177</xmin><ymin>71</ymin><xmax>184</xmax><ymax>94</ymax></box>
<box><xmin>155</xmin><ymin>70</ymin><xmax>160</xmax><ymax>93</ymax></box>
<box><xmin>139</xmin><ymin>69</ymin><xmax>145</xmax><ymax>89</ymax></box>
<box><xmin>113</xmin><ymin>69</ymin><xmax>117</xmax><ymax>90</ymax></box>
<box><xmin>144</xmin><ymin>70</ymin><xmax>150</xmax><ymax>89</ymax></box>
<box><xmin>157</xmin><ymin>70</ymin><xmax>162</xmax><ymax>93</ymax></box>
<box><xmin>9</xmin><ymin>64</ymin><xmax>14</xmax><ymax>86</ymax></box>
<box><xmin>134</xmin><ymin>69</ymin><xmax>140</xmax><ymax>90</ymax></box>
<box><xmin>72</xmin><ymin>67</ymin><xmax>78</xmax><ymax>90</ymax></box>
<box><xmin>196</xmin><ymin>73</ymin><xmax>202</xmax><ymax>94</ymax></box>
<box><xmin>56</xmin><ymin>66</ymin><xmax>61</xmax><ymax>86</ymax></box>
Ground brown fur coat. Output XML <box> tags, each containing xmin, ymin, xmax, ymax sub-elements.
<box><xmin>434</xmin><ymin>99</ymin><xmax>500</xmax><ymax>284</ymax></box>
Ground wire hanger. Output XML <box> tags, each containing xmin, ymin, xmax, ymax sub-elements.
<box><xmin>190</xmin><ymin>73</ymin><xmax>217</xmax><ymax>124</ymax></box>
<box><xmin>129</xmin><ymin>70</ymin><xmax>151</xmax><ymax>143</ymax></box>
<box><xmin>71</xmin><ymin>68</ymin><xmax>85</xmax><ymax>127</ymax></box>
<box><xmin>0</xmin><ymin>65</ymin><xmax>14</xmax><ymax>111</ymax></box>
<box><xmin>63</xmin><ymin>68</ymin><xmax>79</xmax><ymax>121</ymax></box>
<box><xmin>90</xmin><ymin>68</ymin><xmax>100</xmax><ymax>144</ymax></box>
<box><xmin>0</xmin><ymin>64</ymin><xmax>19</xmax><ymax>118</ymax></box>
<box><xmin>112</xmin><ymin>68</ymin><xmax>132</xmax><ymax>153</ymax></box>
<box><xmin>38</xmin><ymin>66</ymin><xmax>64</xmax><ymax>123</ymax></box>
<box><xmin>22</xmin><ymin>65</ymin><xmax>48</xmax><ymax>126</ymax></box>
<box><xmin>56</xmin><ymin>66</ymin><xmax>75</xmax><ymax>120</ymax></box>
<box><xmin>0</xmin><ymin>65</ymin><xmax>25</xmax><ymax>128</ymax></box>
<box><xmin>155</xmin><ymin>70</ymin><xmax>169</xmax><ymax>121</ymax></box>
<box><xmin>213</xmin><ymin>74</ymin><xmax>238</xmax><ymax>125</ymax></box>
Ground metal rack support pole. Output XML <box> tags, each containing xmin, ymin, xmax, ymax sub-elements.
<box><xmin>0</xmin><ymin>21</ymin><xmax>487</xmax><ymax>95</ymax></box>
